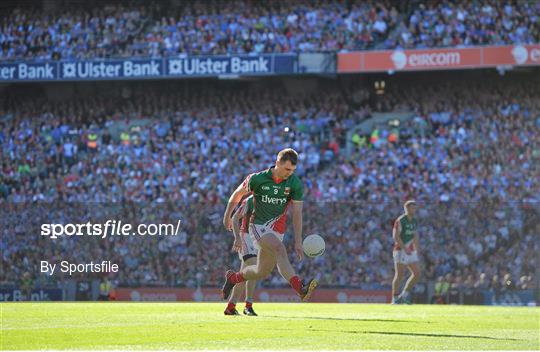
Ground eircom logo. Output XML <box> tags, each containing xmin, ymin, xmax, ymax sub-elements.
<box><xmin>511</xmin><ymin>45</ymin><xmax>540</xmax><ymax>65</ymax></box>
<box><xmin>391</xmin><ymin>50</ymin><xmax>461</xmax><ymax>69</ymax></box>
<box><xmin>391</xmin><ymin>51</ymin><xmax>407</xmax><ymax>69</ymax></box>
<box><xmin>512</xmin><ymin>46</ymin><xmax>528</xmax><ymax>64</ymax></box>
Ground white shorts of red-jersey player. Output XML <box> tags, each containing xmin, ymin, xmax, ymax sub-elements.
<box><xmin>238</xmin><ymin>229</ymin><xmax>258</xmax><ymax>261</ymax></box>
<box><xmin>393</xmin><ymin>243</ymin><xmax>419</xmax><ymax>265</ymax></box>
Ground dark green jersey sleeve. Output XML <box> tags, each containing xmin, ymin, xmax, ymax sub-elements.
<box><xmin>241</xmin><ymin>172</ymin><xmax>262</xmax><ymax>193</ymax></box>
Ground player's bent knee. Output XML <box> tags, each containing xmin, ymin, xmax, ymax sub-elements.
<box><xmin>244</xmin><ymin>257</ymin><xmax>257</xmax><ymax>267</ymax></box>
<box><xmin>258</xmin><ymin>236</ymin><xmax>279</xmax><ymax>254</ymax></box>
<box><xmin>274</xmin><ymin>245</ymin><xmax>287</xmax><ymax>258</ymax></box>
<box><xmin>260</xmin><ymin>234</ymin><xmax>284</xmax><ymax>252</ymax></box>
<box><xmin>410</xmin><ymin>265</ymin><xmax>421</xmax><ymax>278</ymax></box>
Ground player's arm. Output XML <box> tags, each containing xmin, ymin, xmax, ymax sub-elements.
<box><xmin>291</xmin><ymin>199</ymin><xmax>304</xmax><ymax>261</ymax></box>
<box><xmin>230</xmin><ymin>207</ymin><xmax>243</xmax><ymax>252</ymax></box>
<box><xmin>291</xmin><ymin>179</ymin><xmax>304</xmax><ymax>261</ymax></box>
<box><xmin>393</xmin><ymin>219</ymin><xmax>405</xmax><ymax>249</ymax></box>
<box><xmin>292</xmin><ymin>200</ymin><xmax>304</xmax><ymax>261</ymax></box>
<box><xmin>223</xmin><ymin>179</ymin><xmax>250</xmax><ymax>230</ymax></box>
<box><xmin>413</xmin><ymin>233</ymin><xmax>420</xmax><ymax>254</ymax></box>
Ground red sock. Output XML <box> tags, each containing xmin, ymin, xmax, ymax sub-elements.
<box><xmin>226</xmin><ymin>302</ymin><xmax>236</xmax><ymax>311</ymax></box>
<box><xmin>289</xmin><ymin>276</ymin><xmax>302</xmax><ymax>294</ymax></box>
<box><xmin>228</xmin><ymin>272</ymin><xmax>245</xmax><ymax>284</ymax></box>
<box><xmin>245</xmin><ymin>301</ymin><xmax>252</xmax><ymax>309</ymax></box>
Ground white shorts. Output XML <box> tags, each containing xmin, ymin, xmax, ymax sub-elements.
<box><xmin>248</xmin><ymin>223</ymin><xmax>284</xmax><ymax>251</ymax></box>
<box><xmin>238</xmin><ymin>231</ymin><xmax>257</xmax><ymax>262</ymax></box>
<box><xmin>393</xmin><ymin>249</ymin><xmax>419</xmax><ymax>265</ymax></box>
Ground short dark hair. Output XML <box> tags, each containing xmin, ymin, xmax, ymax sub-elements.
<box><xmin>277</xmin><ymin>148</ymin><xmax>298</xmax><ymax>165</ymax></box>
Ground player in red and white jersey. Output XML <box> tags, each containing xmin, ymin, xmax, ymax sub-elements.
<box><xmin>224</xmin><ymin>195</ymin><xmax>258</xmax><ymax>316</ymax></box>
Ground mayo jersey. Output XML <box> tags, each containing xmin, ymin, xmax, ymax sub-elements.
<box><xmin>393</xmin><ymin>214</ymin><xmax>417</xmax><ymax>251</ymax></box>
<box><xmin>241</xmin><ymin>167</ymin><xmax>303</xmax><ymax>234</ymax></box>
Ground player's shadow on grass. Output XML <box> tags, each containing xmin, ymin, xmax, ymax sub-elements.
<box><xmin>307</xmin><ymin>329</ymin><xmax>522</xmax><ymax>341</ymax></box>
<box><xmin>266</xmin><ymin>315</ymin><xmax>421</xmax><ymax>323</ymax></box>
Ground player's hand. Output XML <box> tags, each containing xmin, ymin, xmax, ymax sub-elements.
<box><xmin>223</xmin><ymin>216</ymin><xmax>232</xmax><ymax>231</ymax></box>
<box><xmin>295</xmin><ymin>242</ymin><xmax>304</xmax><ymax>261</ymax></box>
<box><xmin>232</xmin><ymin>237</ymin><xmax>242</xmax><ymax>253</ymax></box>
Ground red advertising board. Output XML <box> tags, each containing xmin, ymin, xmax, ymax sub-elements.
<box><xmin>338</xmin><ymin>52</ymin><xmax>362</xmax><ymax>72</ymax></box>
<box><xmin>338</xmin><ymin>45</ymin><xmax>540</xmax><ymax>73</ymax></box>
<box><xmin>116</xmin><ymin>288</ymin><xmax>391</xmax><ymax>303</ymax></box>
<box><xmin>483</xmin><ymin>45</ymin><xmax>540</xmax><ymax>66</ymax></box>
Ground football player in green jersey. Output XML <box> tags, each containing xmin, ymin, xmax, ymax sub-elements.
<box><xmin>392</xmin><ymin>200</ymin><xmax>421</xmax><ymax>304</ymax></box>
<box><xmin>221</xmin><ymin>148</ymin><xmax>318</xmax><ymax>302</ymax></box>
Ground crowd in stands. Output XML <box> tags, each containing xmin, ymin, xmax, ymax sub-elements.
<box><xmin>1</xmin><ymin>73</ymin><xmax>538</xmax><ymax>299</ymax></box>
<box><xmin>388</xmin><ymin>0</ymin><xmax>539</xmax><ymax>49</ymax></box>
<box><xmin>1</xmin><ymin>0</ymin><xmax>539</xmax><ymax>60</ymax></box>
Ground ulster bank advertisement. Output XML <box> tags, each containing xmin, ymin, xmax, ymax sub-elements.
<box><xmin>0</xmin><ymin>54</ymin><xmax>297</xmax><ymax>81</ymax></box>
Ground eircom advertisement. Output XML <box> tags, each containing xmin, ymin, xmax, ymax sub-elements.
<box><xmin>338</xmin><ymin>44</ymin><xmax>540</xmax><ymax>72</ymax></box>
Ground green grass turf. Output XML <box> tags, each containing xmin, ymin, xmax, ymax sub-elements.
<box><xmin>1</xmin><ymin>303</ymin><xmax>538</xmax><ymax>350</ymax></box>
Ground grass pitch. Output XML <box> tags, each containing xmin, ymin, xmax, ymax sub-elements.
<box><xmin>1</xmin><ymin>303</ymin><xmax>539</xmax><ymax>350</ymax></box>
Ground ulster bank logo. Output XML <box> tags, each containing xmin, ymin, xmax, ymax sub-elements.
<box><xmin>63</xmin><ymin>63</ymin><xmax>77</xmax><ymax>78</ymax></box>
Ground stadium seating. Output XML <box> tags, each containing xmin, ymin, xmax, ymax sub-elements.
<box><xmin>1</xmin><ymin>74</ymin><xmax>538</xmax><ymax>297</ymax></box>
<box><xmin>1</xmin><ymin>0</ymin><xmax>538</xmax><ymax>60</ymax></box>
